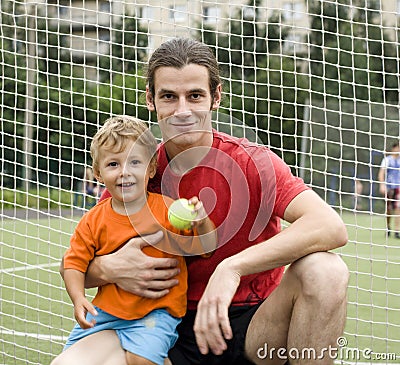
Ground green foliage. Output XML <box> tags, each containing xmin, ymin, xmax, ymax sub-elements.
<box><xmin>199</xmin><ymin>1</ymin><xmax>307</xmax><ymax>165</ymax></box>
<box><xmin>202</xmin><ymin>3</ymin><xmax>285</xmax><ymax>78</ymax></box>
<box><xmin>0</xmin><ymin>1</ymin><xmax>30</xmax><ymax>186</ymax></box>
<box><xmin>1</xmin><ymin>8</ymin><xmax>149</xmax><ymax>189</ymax></box>
<box><xmin>2</xmin><ymin>0</ymin><xmax>398</xmax><ymax>193</ymax></box>
<box><xmin>32</xmin><ymin>71</ymin><xmax>149</xmax><ymax>187</ymax></box>
<box><xmin>99</xmin><ymin>13</ymin><xmax>148</xmax><ymax>77</ymax></box>
<box><xmin>302</xmin><ymin>99</ymin><xmax>399</xmax><ymax>209</ymax></box>
<box><xmin>309</xmin><ymin>0</ymin><xmax>398</xmax><ymax>103</ymax></box>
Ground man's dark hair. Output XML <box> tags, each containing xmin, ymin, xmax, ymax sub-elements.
<box><xmin>146</xmin><ymin>38</ymin><xmax>221</xmax><ymax>103</ymax></box>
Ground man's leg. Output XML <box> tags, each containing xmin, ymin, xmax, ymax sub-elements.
<box><xmin>244</xmin><ymin>252</ymin><xmax>349</xmax><ymax>365</ymax></box>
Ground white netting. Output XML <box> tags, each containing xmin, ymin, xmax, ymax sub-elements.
<box><xmin>1</xmin><ymin>0</ymin><xmax>399</xmax><ymax>363</ymax></box>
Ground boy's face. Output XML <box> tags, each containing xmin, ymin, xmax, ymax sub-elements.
<box><xmin>94</xmin><ymin>139</ymin><xmax>155</xmax><ymax>211</ymax></box>
<box><xmin>146</xmin><ymin>64</ymin><xmax>221</xmax><ymax>149</ymax></box>
<box><xmin>392</xmin><ymin>145</ymin><xmax>400</xmax><ymax>155</ymax></box>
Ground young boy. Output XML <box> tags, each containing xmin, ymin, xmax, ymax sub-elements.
<box><xmin>51</xmin><ymin>116</ymin><xmax>216</xmax><ymax>365</ymax></box>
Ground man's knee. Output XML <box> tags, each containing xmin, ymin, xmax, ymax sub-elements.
<box><xmin>289</xmin><ymin>252</ymin><xmax>349</xmax><ymax>303</ymax></box>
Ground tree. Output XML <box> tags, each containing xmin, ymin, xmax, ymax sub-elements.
<box><xmin>201</xmin><ymin>0</ymin><xmax>283</xmax><ymax>79</ymax></box>
<box><xmin>0</xmin><ymin>0</ymin><xmax>36</xmax><ymax>187</ymax></box>
<box><xmin>309</xmin><ymin>0</ymin><xmax>398</xmax><ymax>103</ymax></box>
<box><xmin>32</xmin><ymin>11</ymin><xmax>149</xmax><ymax>187</ymax></box>
<box><xmin>100</xmin><ymin>13</ymin><xmax>148</xmax><ymax>79</ymax></box>
<box><xmin>199</xmin><ymin>0</ymin><xmax>308</xmax><ymax>166</ymax></box>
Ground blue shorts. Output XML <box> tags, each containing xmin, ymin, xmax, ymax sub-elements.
<box><xmin>64</xmin><ymin>307</ymin><xmax>181</xmax><ymax>365</ymax></box>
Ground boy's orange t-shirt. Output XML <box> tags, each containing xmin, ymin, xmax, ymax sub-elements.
<box><xmin>63</xmin><ymin>192</ymin><xmax>200</xmax><ymax>320</ymax></box>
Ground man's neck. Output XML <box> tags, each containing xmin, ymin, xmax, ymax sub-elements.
<box><xmin>165</xmin><ymin>132</ymin><xmax>213</xmax><ymax>175</ymax></box>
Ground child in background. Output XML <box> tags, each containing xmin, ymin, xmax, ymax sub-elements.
<box><xmin>51</xmin><ymin>116</ymin><xmax>217</xmax><ymax>365</ymax></box>
<box><xmin>378</xmin><ymin>142</ymin><xmax>400</xmax><ymax>238</ymax></box>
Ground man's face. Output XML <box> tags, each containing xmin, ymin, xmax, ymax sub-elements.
<box><xmin>146</xmin><ymin>64</ymin><xmax>221</xmax><ymax>149</ymax></box>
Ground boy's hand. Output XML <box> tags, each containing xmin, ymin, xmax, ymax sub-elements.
<box><xmin>188</xmin><ymin>196</ymin><xmax>217</xmax><ymax>256</ymax></box>
<box><xmin>73</xmin><ymin>297</ymin><xmax>98</xmax><ymax>329</ymax></box>
<box><xmin>188</xmin><ymin>197</ymin><xmax>208</xmax><ymax>228</ymax></box>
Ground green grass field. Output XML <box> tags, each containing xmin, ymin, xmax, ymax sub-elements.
<box><xmin>336</xmin><ymin>212</ymin><xmax>400</xmax><ymax>362</ymax></box>
<box><xmin>0</xmin><ymin>211</ymin><xmax>399</xmax><ymax>364</ymax></box>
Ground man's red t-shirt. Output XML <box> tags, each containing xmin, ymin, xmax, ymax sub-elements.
<box><xmin>100</xmin><ymin>130</ymin><xmax>309</xmax><ymax>310</ymax></box>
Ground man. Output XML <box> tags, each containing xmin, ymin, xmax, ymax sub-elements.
<box><xmin>378</xmin><ymin>142</ymin><xmax>400</xmax><ymax>238</ymax></box>
<box><xmin>60</xmin><ymin>38</ymin><xmax>349</xmax><ymax>365</ymax></box>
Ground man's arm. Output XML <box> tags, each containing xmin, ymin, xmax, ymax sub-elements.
<box><xmin>193</xmin><ymin>189</ymin><xmax>348</xmax><ymax>355</ymax></box>
<box><xmin>224</xmin><ymin>189</ymin><xmax>347</xmax><ymax>275</ymax></box>
<box><xmin>60</xmin><ymin>232</ymin><xmax>181</xmax><ymax>299</ymax></box>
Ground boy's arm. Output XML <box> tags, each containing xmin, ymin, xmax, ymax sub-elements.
<box><xmin>189</xmin><ymin>197</ymin><xmax>218</xmax><ymax>255</ymax></box>
<box><xmin>378</xmin><ymin>159</ymin><xmax>386</xmax><ymax>195</ymax></box>
<box><xmin>63</xmin><ymin>268</ymin><xmax>98</xmax><ymax>329</ymax></box>
<box><xmin>193</xmin><ymin>215</ymin><xmax>217</xmax><ymax>256</ymax></box>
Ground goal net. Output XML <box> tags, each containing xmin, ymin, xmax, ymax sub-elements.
<box><xmin>1</xmin><ymin>0</ymin><xmax>399</xmax><ymax>363</ymax></box>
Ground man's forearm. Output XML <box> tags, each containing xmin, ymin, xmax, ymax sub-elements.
<box><xmin>84</xmin><ymin>256</ymin><xmax>111</xmax><ymax>288</ymax></box>
<box><xmin>60</xmin><ymin>256</ymin><xmax>108</xmax><ymax>289</ymax></box>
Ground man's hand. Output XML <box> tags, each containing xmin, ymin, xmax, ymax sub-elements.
<box><xmin>85</xmin><ymin>231</ymin><xmax>180</xmax><ymax>298</ymax></box>
<box><xmin>193</xmin><ymin>260</ymin><xmax>241</xmax><ymax>355</ymax></box>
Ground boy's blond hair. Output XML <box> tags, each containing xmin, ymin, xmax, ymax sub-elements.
<box><xmin>90</xmin><ymin>115</ymin><xmax>157</xmax><ymax>176</ymax></box>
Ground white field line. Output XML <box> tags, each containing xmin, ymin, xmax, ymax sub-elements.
<box><xmin>0</xmin><ymin>328</ymin><xmax>66</xmax><ymax>342</ymax></box>
<box><xmin>0</xmin><ymin>262</ymin><xmax>60</xmax><ymax>274</ymax></box>
<box><xmin>0</xmin><ymin>262</ymin><xmax>66</xmax><ymax>344</ymax></box>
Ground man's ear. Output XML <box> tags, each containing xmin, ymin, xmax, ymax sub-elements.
<box><xmin>211</xmin><ymin>84</ymin><xmax>222</xmax><ymax>110</ymax></box>
<box><xmin>146</xmin><ymin>86</ymin><xmax>155</xmax><ymax>112</ymax></box>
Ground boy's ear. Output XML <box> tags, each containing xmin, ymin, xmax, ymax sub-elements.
<box><xmin>93</xmin><ymin>170</ymin><xmax>103</xmax><ymax>184</ymax></box>
<box><xmin>148</xmin><ymin>163</ymin><xmax>157</xmax><ymax>179</ymax></box>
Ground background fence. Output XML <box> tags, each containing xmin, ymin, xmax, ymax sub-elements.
<box><xmin>1</xmin><ymin>0</ymin><xmax>399</xmax><ymax>363</ymax></box>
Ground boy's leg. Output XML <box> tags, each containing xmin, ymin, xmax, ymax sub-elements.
<box><xmin>244</xmin><ymin>252</ymin><xmax>349</xmax><ymax>365</ymax></box>
<box><xmin>393</xmin><ymin>188</ymin><xmax>400</xmax><ymax>237</ymax></box>
<box><xmin>126</xmin><ymin>352</ymin><xmax>157</xmax><ymax>365</ymax></box>
<box><xmin>50</xmin><ymin>330</ymin><xmax>127</xmax><ymax>365</ymax></box>
<box><xmin>119</xmin><ymin>309</ymin><xmax>181</xmax><ymax>365</ymax></box>
<box><xmin>386</xmin><ymin>189</ymin><xmax>396</xmax><ymax>235</ymax></box>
